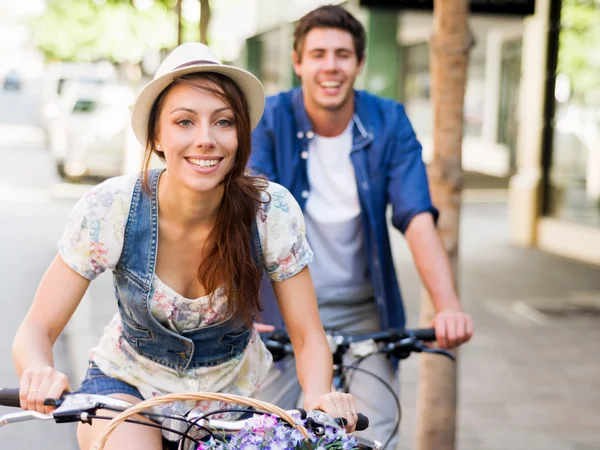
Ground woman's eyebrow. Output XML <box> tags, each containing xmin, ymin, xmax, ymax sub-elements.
<box><xmin>213</xmin><ymin>106</ymin><xmax>232</xmax><ymax>114</ymax></box>
<box><xmin>170</xmin><ymin>106</ymin><xmax>231</xmax><ymax>114</ymax></box>
<box><xmin>170</xmin><ymin>107</ymin><xmax>197</xmax><ymax>115</ymax></box>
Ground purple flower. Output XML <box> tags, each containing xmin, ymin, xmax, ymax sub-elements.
<box><xmin>196</xmin><ymin>414</ymin><xmax>359</xmax><ymax>449</ymax></box>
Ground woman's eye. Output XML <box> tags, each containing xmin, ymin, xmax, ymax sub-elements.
<box><xmin>216</xmin><ymin>119</ymin><xmax>234</xmax><ymax>127</ymax></box>
<box><xmin>177</xmin><ymin>119</ymin><xmax>193</xmax><ymax>127</ymax></box>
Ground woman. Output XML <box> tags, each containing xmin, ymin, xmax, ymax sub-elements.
<box><xmin>12</xmin><ymin>43</ymin><xmax>357</xmax><ymax>449</ymax></box>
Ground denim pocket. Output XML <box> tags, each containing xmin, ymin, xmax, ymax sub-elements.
<box><xmin>121</xmin><ymin>315</ymin><xmax>153</xmax><ymax>340</ymax></box>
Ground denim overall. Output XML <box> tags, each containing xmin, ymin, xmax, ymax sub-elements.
<box><xmin>113</xmin><ymin>168</ymin><xmax>264</xmax><ymax>375</ymax></box>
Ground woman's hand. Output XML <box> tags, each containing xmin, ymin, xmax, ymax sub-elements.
<box><xmin>253</xmin><ymin>322</ymin><xmax>275</xmax><ymax>333</ymax></box>
<box><xmin>306</xmin><ymin>391</ymin><xmax>358</xmax><ymax>432</ymax></box>
<box><xmin>19</xmin><ymin>366</ymin><xmax>70</xmax><ymax>414</ymax></box>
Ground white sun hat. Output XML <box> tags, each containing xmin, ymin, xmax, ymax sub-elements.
<box><xmin>131</xmin><ymin>42</ymin><xmax>265</xmax><ymax>147</ymax></box>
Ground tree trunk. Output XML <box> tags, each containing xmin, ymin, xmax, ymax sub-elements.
<box><xmin>199</xmin><ymin>0</ymin><xmax>211</xmax><ymax>44</ymax></box>
<box><xmin>176</xmin><ymin>0</ymin><xmax>183</xmax><ymax>45</ymax></box>
<box><xmin>415</xmin><ymin>1</ymin><xmax>472</xmax><ymax>450</ymax></box>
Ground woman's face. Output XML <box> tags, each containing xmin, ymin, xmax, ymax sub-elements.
<box><xmin>156</xmin><ymin>79</ymin><xmax>238</xmax><ymax>194</ymax></box>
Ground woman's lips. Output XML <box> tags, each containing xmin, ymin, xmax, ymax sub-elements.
<box><xmin>185</xmin><ymin>157</ymin><xmax>223</xmax><ymax>174</ymax></box>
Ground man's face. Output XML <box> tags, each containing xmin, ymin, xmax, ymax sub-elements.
<box><xmin>293</xmin><ymin>27</ymin><xmax>364</xmax><ymax>113</ymax></box>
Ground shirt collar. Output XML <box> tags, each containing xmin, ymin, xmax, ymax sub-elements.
<box><xmin>291</xmin><ymin>88</ymin><xmax>373</xmax><ymax>147</ymax></box>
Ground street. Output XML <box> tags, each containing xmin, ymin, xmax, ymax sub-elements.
<box><xmin>0</xmin><ymin>78</ymin><xmax>116</xmax><ymax>449</ymax></box>
<box><xmin>0</xmin><ymin>78</ymin><xmax>599</xmax><ymax>450</ymax></box>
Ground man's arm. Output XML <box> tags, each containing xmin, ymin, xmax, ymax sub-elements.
<box><xmin>385</xmin><ymin>105</ymin><xmax>472</xmax><ymax>349</ymax></box>
<box><xmin>404</xmin><ymin>212</ymin><xmax>473</xmax><ymax>349</ymax></box>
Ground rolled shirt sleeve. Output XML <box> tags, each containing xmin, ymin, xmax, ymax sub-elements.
<box><xmin>387</xmin><ymin>108</ymin><xmax>439</xmax><ymax>233</ymax></box>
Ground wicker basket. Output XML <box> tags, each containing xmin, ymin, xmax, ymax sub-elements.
<box><xmin>91</xmin><ymin>392</ymin><xmax>310</xmax><ymax>450</ymax></box>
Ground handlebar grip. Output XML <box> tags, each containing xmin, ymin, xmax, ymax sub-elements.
<box><xmin>412</xmin><ymin>328</ymin><xmax>436</xmax><ymax>341</ymax></box>
<box><xmin>0</xmin><ymin>388</ymin><xmax>22</xmax><ymax>408</ymax></box>
<box><xmin>355</xmin><ymin>412</ymin><xmax>369</xmax><ymax>431</ymax></box>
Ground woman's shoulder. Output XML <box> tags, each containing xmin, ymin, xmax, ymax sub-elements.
<box><xmin>255</xmin><ymin>181</ymin><xmax>303</xmax><ymax>227</ymax></box>
<box><xmin>254</xmin><ymin>181</ymin><xmax>313</xmax><ymax>281</ymax></box>
<box><xmin>79</xmin><ymin>172</ymin><xmax>140</xmax><ymax>212</ymax></box>
<box><xmin>258</xmin><ymin>181</ymin><xmax>295</xmax><ymax>207</ymax></box>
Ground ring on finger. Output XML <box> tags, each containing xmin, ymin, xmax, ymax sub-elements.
<box><xmin>29</xmin><ymin>388</ymin><xmax>38</xmax><ymax>393</ymax></box>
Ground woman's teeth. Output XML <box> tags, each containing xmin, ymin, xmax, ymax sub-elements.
<box><xmin>188</xmin><ymin>158</ymin><xmax>220</xmax><ymax>168</ymax></box>
<box><xmin>321</xmin><ymin>81</ymin><xmax>341</xmax><ymax>88</ymax></box>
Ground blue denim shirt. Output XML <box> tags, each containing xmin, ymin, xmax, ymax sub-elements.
<box><xmin>250</xmin><ymin>88</ymin><xmax>438</xmax><ymax>330</ymax></box>
<box><xmin>114</xmin><ymin>169</ymin><xmax>262</xmax><ymax>374</ymax></box>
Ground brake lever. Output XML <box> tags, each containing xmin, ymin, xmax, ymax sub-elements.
<box><xmin>51</xmin><ymin>394</ymin><xmax>132</xmax><ymax>424</ymax></box>
<box><xmin>303</xmin><ymin>410</ymin><xmax>342</xmax><ymax>436</ymax></box>
<box><xmin>384</xmin><ymin>339</ymin><xmax>456</xmax><ymax>361</ymax></box>
<box><xmin>412</xmin><ymin>341</ymin><xmax>456</xmax><ymax>361</ymax></box>
<box><xmin>0</xmin><ymin>411</ymin><xmax>54</xmax><ymax>426</ymax></box>
<box><xmin>420</xmin><ymin>346</ymin><xmax>456</xmax><ymax>360</ymax></box>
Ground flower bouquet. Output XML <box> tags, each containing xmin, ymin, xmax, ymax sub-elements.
<box><xmin>197</xmin><ymin>414</ymin><xmax>359</xmax><ymax>450</ymax></box>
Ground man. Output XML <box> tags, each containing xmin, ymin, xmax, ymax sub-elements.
<box><xmin>250</xmin><ymin>5</ymin><xmax>473</xmax><ymax>447</ymax></box>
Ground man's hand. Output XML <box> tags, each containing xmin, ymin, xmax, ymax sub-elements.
<box><xmin>432</xmin><ymin>309</ymin><xmax>473</xmax><ymax>349</ymax></box>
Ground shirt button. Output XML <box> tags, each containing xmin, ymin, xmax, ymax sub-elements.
<box><xmin>306</xmin><ymin>130</ymin><xmax>315</xmax><ymax>139</ymax></box>
<box><xmin>301</xmin><ymin>190</ymin><xmax>309</xmax><ymax>199</ymax></box>
<box><xmin>296</xmin><ymin>131</ymin><xmax>304</xmax><ymax>139</ymax></box>
<box><xmin>301</xmin><ymin>151</ymin><xmax>309</xmax><ymax>160</ymax></box>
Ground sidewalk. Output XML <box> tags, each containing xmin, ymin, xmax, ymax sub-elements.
<box><xmin>392</xmin><ymin>201</ymin><xmax>600</xmax><ymax>450</ymax></box>
<box><xmin>67</xmin><ymin>199</ymin><xmax>600</xmax><ymax>450</ymax></box>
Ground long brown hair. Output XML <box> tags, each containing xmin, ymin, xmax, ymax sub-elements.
<box><xmin>142</xmin><ymin>72</ymin><xmax>267</xmax><ymax>326</ymax></box>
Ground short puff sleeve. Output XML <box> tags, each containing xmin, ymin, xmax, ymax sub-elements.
<box><xmin>257</xmin><ymin>183</ymin><xmax>314</xmax><ymax>282</ymax></box>
<box><xmin>57</xmin><ymin>176</ymin><xmax>133</xmax><ymax>280</ymax></box>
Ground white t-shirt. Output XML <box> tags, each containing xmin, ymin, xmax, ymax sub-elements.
<box><xmin>58</xmin><ymin>172</ymin><xmax>313</xmax><ymax>419</ymax></box>
<box><xmin>304</xmin><ymin>120</ymin><xmax>373</xmax><ymax>306</ymax></box>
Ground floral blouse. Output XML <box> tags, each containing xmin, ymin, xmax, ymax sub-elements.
<box><xmin>58</xmin><ymin>172</ymin><xmax>313</xmax><ymax>419</ymax></box>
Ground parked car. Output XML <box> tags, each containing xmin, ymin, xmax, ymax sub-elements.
<box><xmin>3</xmin><ymin>68</ymin><xmax>21</xmax><ymax>91</ymax></box>
<box><xmin>43</xmin><ymin>62</ymin><xmax>117</xmax><ymax>147</ymax></box>
<box><xmin>53</xmin><ymin>82</ymin><xmax>134</xmax><ymax>182</ymax></box>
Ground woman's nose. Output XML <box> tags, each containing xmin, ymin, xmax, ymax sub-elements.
<box><xmin>194</xmin><ymin>123</ymin><xmax>216</xmax><ymax>149</ymax></box>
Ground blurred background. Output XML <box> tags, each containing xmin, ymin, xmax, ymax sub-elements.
<box><xmin>0</xmin><ymin>0</ymin><xmax>599</xmax><ymax>449</ymax></box>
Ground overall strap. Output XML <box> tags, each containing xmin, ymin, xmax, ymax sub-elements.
<box><xmin>250</xmin><ymin>219</ymin><xmax>265</xmax><ymax>273</ymax></box>
<box><xmin>118</xmin><ymin>169</ymin><xmax>162</xmax><ymax>289</ymax></box>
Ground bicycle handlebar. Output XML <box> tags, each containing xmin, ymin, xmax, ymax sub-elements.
<box><xmin>0</xmin><ymin>388</ymin><xmax>21</xmax><ymax>408</ymax></box>
<box><xmin>0</xmin><ymin>389</ymin><xmax>371</xmax><ymax>431</ymax></box>
<box><xmin>334</xmin><ymin>327</ymin><xmax>437</xmax><ymax>344</ymax></box>
<box><xmin>260</xmin><ymin>327</ymin><xmax>447</xmax><ymax>362</ymax></box>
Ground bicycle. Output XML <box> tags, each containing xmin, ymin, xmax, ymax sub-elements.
<box><xmin>0</xmin><ymin>389</ymin><xmax>372</xmax><ymax>449</ymax></box>
<box><xmin>260</xmin><ymin>327</ymin><xmax>456</xmax><ymax>450</ymax></box>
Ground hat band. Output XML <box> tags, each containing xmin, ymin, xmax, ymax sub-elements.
<box><xmin>174</xmin><ymin>60</ymin><xmax>219</xmax><ymax>70</ymax></box>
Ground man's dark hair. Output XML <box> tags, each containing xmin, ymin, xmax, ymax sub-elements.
<box><xmin>293</xmin><ymin>5</ymin><xmax>366</xmax><ymax>63</ymax></box>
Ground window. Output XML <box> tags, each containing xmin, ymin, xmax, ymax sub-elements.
<box><xmin>547</xmin><ymin>0</ymin><xmax>600</xmax><ymax>227</ymax></box>
<box><xmin>498</xmin><ymin>38</ymin><xmax>522</xmax><ymax>170</ymax></box>
<box><xmin>402</xmin><ymin>38</ymin><xmax>486</xmax><ymax>139</ymax></box>
<box><xmin>72</xmin><ymin>99</ymin><xmax>97</xmax><ymax>114</ymax></box>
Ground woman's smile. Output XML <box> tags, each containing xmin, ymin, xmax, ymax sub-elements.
<box><xmin>185</xmin><ymin>156</ymin><xmax>224</xmax><ymax>174</ymax></box>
